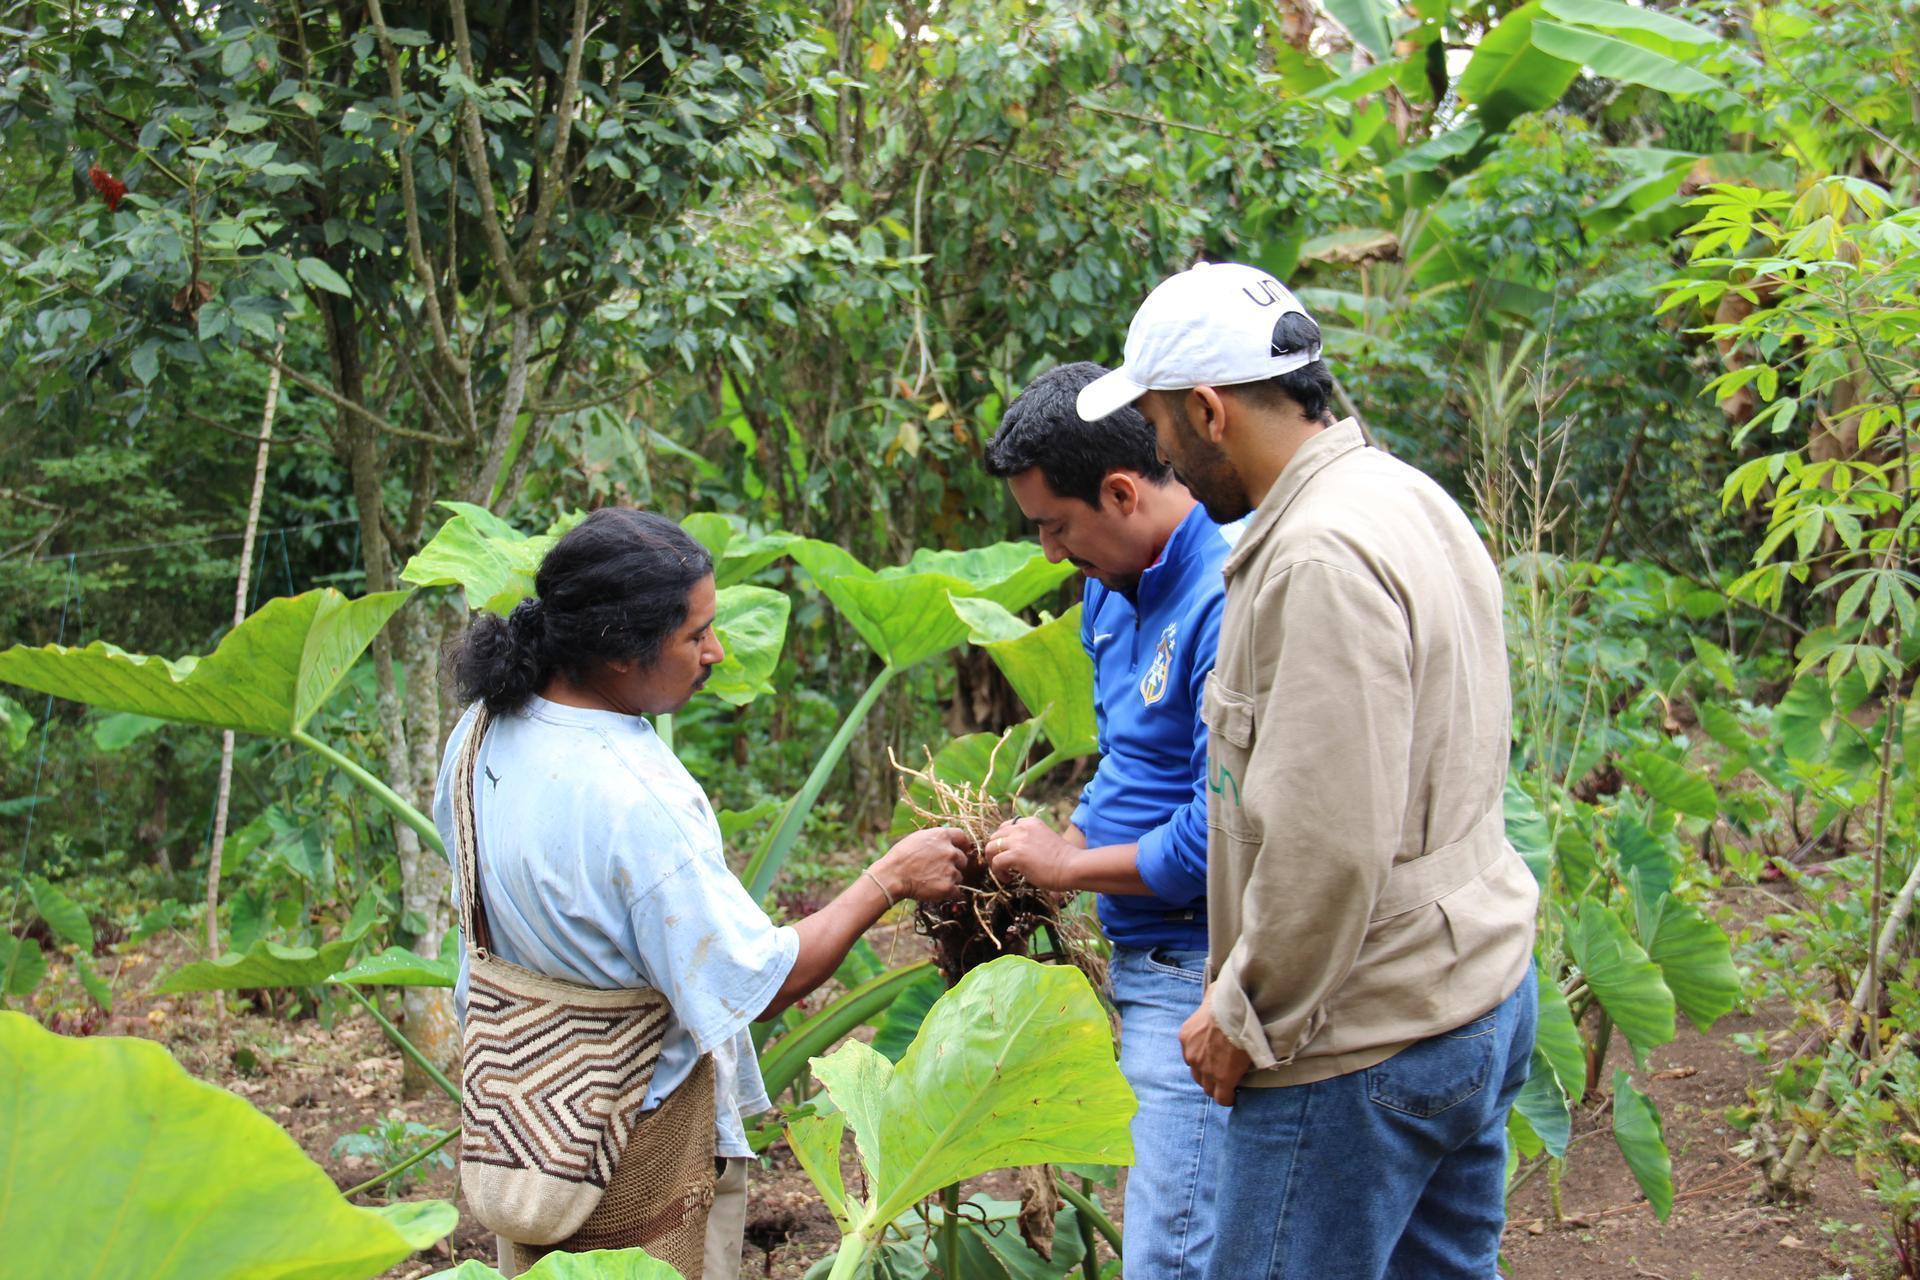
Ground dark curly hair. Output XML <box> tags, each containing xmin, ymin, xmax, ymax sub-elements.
<box><xmin>983</xmin><ymin>362</ymin><xmax>1173</xmax><ymax>507</ymax></box>
<box><xmin>452</xmin><ymin>508</ymin><xmax>713</xmax><ymax>715</ymax></box>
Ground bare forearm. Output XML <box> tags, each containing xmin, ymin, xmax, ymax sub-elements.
<box><xmin>757</xmin><ymin>871</ymin><xmax>891</xmax><ymax>1020</ymax></box>
<box><xmin>1060</xmin><ymin>842</ymin><xmax>1151</xmax><ymax>895</ymax></box>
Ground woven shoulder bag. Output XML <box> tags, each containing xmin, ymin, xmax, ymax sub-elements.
<box><xmin>453</xmin><ymin>707</ymin><xmax>715</xmax><ymax>1266</ymax></box>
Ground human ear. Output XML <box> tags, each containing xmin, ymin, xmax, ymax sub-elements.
<box><xmin>1107</xmin><ymin>471</ymin><xmax>1139</xmax><ymax>515</ymax></box>
<box><xmin>1192</xmin><ymin>386</ymin><xmax>1228</xmax><ymax>444</ymax></box>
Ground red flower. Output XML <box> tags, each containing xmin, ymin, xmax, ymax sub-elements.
<box><xmin>88</xmin><ymin>164</ymin><xmax>126</xmax><ymax>211</ymax></box>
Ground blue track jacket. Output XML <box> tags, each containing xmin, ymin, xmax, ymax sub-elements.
<box><xmin>1070</xmin><ymin>503</ymin><xmax>1235</xmax><ymax>950</ymax></box>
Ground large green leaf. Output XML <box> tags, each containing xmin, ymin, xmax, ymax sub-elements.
<box><xmin>1</xmin><ymin>933</ymin><xmax>46</xmax><ymax>996</ymax></box>
<box><xmin>329</xmin><ymin>930</ymin><xmax>459</xmax><ymax>989</ymax></box>
<box><xmin>1773</xmin><ymin>677</ymin><xmax>1835</xmax><ymax>763</ymax></box>
<box><xmin>870</xmin><ymin>967</ymin><xmax>945</xmax><ymax>1062</ymax></box>
<box><xmin>1609</xmin><ymin>811</ymin><xmax>1673</xmax><ymax>902</ymax></box>
<box><xmin>797</xmin><ymin>957</ymin><xmax>1135</xmax><ymax>1275</ymax></box>
<box><xmin>803</xmin><ymin>1197</ymin><xmax>1090</xmax><ymax>1280</ymax></box>
<box><xmin>1620</xmin><ymin>750</ymin><xmax>1718</xmax><ymax>822</ymax></box>
<box><xmin>0</xmin><ymin>589</ymin><xmax>411</xmax><ymax>737</ymax></box>
<box><xmin>758</xmin><ymin>962</ymin><xmax>938</xmax><ymax>1099</ymax></box>
<box><xmin>1538</xmin><ymin>0</ymin><xmax>1727</xmax><ymax>61</ymax></box>
<box><xmin>0</xmin><ymin>1011</ymin><xmax>455</xmax><ymax>1279</ymax></box>
<box><xmin>786</xmin><ymin>1111</ymin><xmax>853</xmax><ymax>1232</ymax></box>
<box><xmin>400</xmin><ymin>504</ymin><xmax>555</xmax><ymax>614</ymax></box>
<box><xmin>27</xmin><ymin>874</ymin><xmax>92</xmax><ymax>952</ymax></box>
<box><xmin>158</xmin><ymin>933</ymin><xmax>365</xmax><ymax>994</ymax></box>
<box><xmin>1505</xmin><ymin>778</ymin><xmax>1553</xmax><ymax>887</ymax></box>
<box><xmin>1534</xmin><ymin>964</ymin><xmax>1588</xmax><ymax>1102</ymax></box>
<box><xmin>0</xmin><ymin>691</ymin><xmax>32</xmax><ymax>755</ymax></box>
<box><xmin>680</xmin><ymin>513</ymin><xmax>798</xmax><ymax>588</ymax></box>
<box><xmin>949</xmin><ymin>597</ymin><xmax>1097</xmax><ymax>759</ymax></box>
<box><xmin>1324</xmin><ymin>0</ymin><xmax>1399</xmax><ymax>59</ymax></box>
<box><xmin>1511</xmin><ymin>1054</ymin><xmax>1571</xmax><ymax>1158</ymax></box>
<box><xmin>790</xmin><ymin>540</ymin><xmax>1075</xmax><ymax>670</ymax></box>
<box><xmin>426</xmin><ymin>1249</ymin><xmax>685</xmax><ymax>1278</ymax></box>
<box><xmin>1643</xmin><ymin>894</ymin><xmax>1740</xmax><ymax>1033</ymax></box>
<box><xmin>1530</xmin><ymin>20</ymin><xmax>1725</xmax><ymax>96</ymax></box>
<box><xmin>1456</xmin><ymin>1</ymin><xmax>1581</xmax><ymax>132</ymax></box>
<box><xmin>705</xmin><ymin>585</ymin><xmax>791</xmax><ymax>707</ymax></box>
<box><xmin>1611</xmin><ymin>1069</ymin><xmax>1675</xmax><ymax>1221</ymax></box>
<box><xmin>1569</xmin><ymin>906</ymin><xmax>1675</xmax><ymax>1067</ymax></box>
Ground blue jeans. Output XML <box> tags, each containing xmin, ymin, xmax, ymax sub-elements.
<box><xmin>1111</xmin><ymin>944</ymin><xmax>1227</xmax><ymax>1280</ymax></box>
<box><xmin>1203</xmin><ymin>967</ymin><xmax>1537</xmax><ymax>1280</ymax></box>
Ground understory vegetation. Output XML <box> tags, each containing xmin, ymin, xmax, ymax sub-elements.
<box><xmin>2</xmin><ymin>1</ymin><xmax>1917</xmax><ymax>1277</ymax></box>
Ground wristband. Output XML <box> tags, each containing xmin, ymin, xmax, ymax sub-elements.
<box><xmin>862</xmin><ymin>867</ymin><xmax>899</xmax><ymax>909</ymax></box>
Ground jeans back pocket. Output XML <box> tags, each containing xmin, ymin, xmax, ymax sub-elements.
<box><xmin>1365</xmin><ymin>1012</ymin><xmax>1498</xmax><ymax>1118</ymax></box>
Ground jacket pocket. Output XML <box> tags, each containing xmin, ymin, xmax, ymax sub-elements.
<box><xmin>1364</xmin><ymin>1011</ymin><xmax>1498</xmax><ymax>1119</ymax></box>
<box><xmin>1200</xmin><ymin>673</ymin><xmax>1257</xmax><ymax>837</ymax></box>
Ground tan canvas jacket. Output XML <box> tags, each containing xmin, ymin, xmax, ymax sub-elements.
<box><xmin>1203</xmin><ymin>419</ymin><xmax>1538</xmax><ymax>1087</ymax></box>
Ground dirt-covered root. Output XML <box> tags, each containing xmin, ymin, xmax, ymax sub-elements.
<box><xmin>891</xmin><ymin>744</ymin><xmax>1100</xmax><ymax>989</ymax></box>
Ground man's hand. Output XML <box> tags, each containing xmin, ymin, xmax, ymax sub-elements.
<box><xmin>1180</xmin><ymin>997</ymin><xmax>1253</xmax><ymax>1106</ymax></box>
<box><xmin>984</xmin><ymin>816</ymin><xmax>1075</xmax><ymax>891</ymax></box>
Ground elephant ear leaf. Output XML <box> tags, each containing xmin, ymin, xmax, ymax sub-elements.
<box><xmin>0</xmin><ymin>1010</ymin><xmax>456</xmax><ymax>1280</ymax></box>
<box><xmin>791</xmin><ymin>541</ymin><xmax>1074</xmax><ymax>670</ymax></box>
<box><xmin>702</xmin><ymin>585</ymin><xmax>791</xmax><ymax>708</ymax></box>
<box><xmin>401</xmin><ymin>504</ymin><xmax>555</xmax><ymax>615</ymax></box>
<box><xmin>804</xmin><ymin>956</ymin><xmax>1135</xmax><ymax>1255</ymax></box>
<box><xmin>1569</xmin><ymin>905</ymin><xmax>1676</xmax><ymax>1067</ymax></box>
<box><xmin>949</xmin><ymin>597</ymin><xmax>1097</xmax><ymax>759</ymax></box>
<box><xmin>0</xmin><ymin>589</ymin><xmax>411</xmax><ymax>737</ymax></box>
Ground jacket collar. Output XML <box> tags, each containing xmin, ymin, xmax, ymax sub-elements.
<box><xmin>1222</xmin><ymin>418</ymin><xmax>1364</xmax><ymax>581</ymax></box>
<box><xmin>1134</xmin><ymin>501</ymin><xmax>1214</xmax><ymax>608</ymax></box>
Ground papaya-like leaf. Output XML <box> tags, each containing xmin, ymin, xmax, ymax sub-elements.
<box><xmin>1570</xmin><ymin>905</ymin><xmax>1676</xmax><ymax>1067</ymax></box>
<box><xmin>1611</xmin><ymin>1069</ymin><xmax>1675</xmax><ymax>1221</ymax></box>
<box><xmin>0</xmin><ymin>589</ymin><xmax>411</xmax><ymax>737</ymax></box>
<box><xmin>795</xmin><ymin>957</ymin><xmax>1135</xmax><ymax>1274</ymax></box>
<box><xmin>948</xmin><ymin>597</ymin><xmax>1097</xmax><ymax>759</ymax></box>
<box><xmin>0</xmin><ymin>1011</ymin><xmax>454</xmax><ymax>1279</ymax></box>
<box><xmin>1643</xmin><ymin>894</ymin><xmax>1741</xmax><ymax>1032</ymax></box>
<box><xmin>790</xmin><ymin>540</ymin><xmax>1075</xmax><ymax>670</ymax></box>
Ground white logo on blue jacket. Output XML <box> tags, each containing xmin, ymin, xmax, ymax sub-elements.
<box><xmin>1139</xmin><ymin>623</ymin><xmax>1178</xmax><ymax>706</ymax></box>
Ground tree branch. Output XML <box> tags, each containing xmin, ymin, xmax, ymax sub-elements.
<box><xmin>249</xmin><ymin>345</ymin><xmax>462</xmax><ymax>445</ymax></box>
<box><xmin>447</xmin><ymin>0</ymin><xmax>531</xmax><ymax>310</ymax></box>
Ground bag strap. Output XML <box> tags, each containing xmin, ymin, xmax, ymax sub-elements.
<box><xmin>453</xmin><ymin>704</ymin><xmax>497</xmax><ymax>955</ymax></box>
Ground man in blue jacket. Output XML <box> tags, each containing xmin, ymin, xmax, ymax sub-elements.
<box><xmin>980</xmin><ymin>361</ymin><xmax>1234</xmax><ymax>1280</ymax></box>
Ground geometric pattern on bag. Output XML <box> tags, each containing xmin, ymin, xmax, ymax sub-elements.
<box><xmin>449</xmin><ymin>704</ymin><xmax>712</xmax><ymax>1250</ymax></box>
<box><xmin>460</xmin><ymin>976</ymin><xmax>671</xmax><ymax>1185</ymax></box>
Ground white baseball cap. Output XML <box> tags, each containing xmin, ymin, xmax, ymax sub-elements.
<box><xmin>1076</xmin><ymin>261</ymin><xmax>1322</xmax><ymax>422</ymax></box>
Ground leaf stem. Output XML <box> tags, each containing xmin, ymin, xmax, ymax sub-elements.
<box><xmin>744</xmin><ymin>664</ymin><xmax>898</xmax><ymax>899</ymax></box>
<box><xmin>292</xmin><ymin>729</ymin><xmax>444</xmax><ymax>858</ymax></box>
<box><xmin>340</xmin><ymin>1124</ymin><xmax>457</xmax><ymax>1200</ymax></box>
<box><xmin>338</xmin><ymin>982</ymin><xmax>460</xmax><ymax>1102</ymax></box>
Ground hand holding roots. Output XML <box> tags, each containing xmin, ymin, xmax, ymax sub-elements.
<box><xmin>890</xmin><ymin>742</ymin><xmax>1101</xmax><ymax>991</ymax></box>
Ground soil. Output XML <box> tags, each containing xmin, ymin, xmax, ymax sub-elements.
<box><xmin>33</xmin><ymin>897</ymin><xmax>1894</xmax><ymax>1280</ymax></box>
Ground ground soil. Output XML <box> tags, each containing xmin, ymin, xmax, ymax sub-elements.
<box><xmin>35</xmin><ymin>894</ymin><xmax>1894</xmax><ymax>1280</ymax></box>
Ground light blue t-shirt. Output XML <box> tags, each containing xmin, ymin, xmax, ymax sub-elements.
<box><xmin>433</xmin><ymin>697</ymin><xmax>799</xmax><ymax>1158</ymax></box>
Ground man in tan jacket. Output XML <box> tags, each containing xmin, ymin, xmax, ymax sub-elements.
<box><xmin>1077</xmin><ymin>262</ymin><xmax>1539</xmax><ymax>1280</ymax></box>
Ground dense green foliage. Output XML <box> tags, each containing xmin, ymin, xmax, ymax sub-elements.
<box><xmin>2</xmin><ymin>0</ymin><xmax>1918</xmax><ymax>1274</ymax></box>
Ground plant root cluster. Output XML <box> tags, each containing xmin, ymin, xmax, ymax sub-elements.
<box><xmin>890</xmin><ymin>743</ymin><xmax>1103</xmax><ymax>992</ymax></box>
